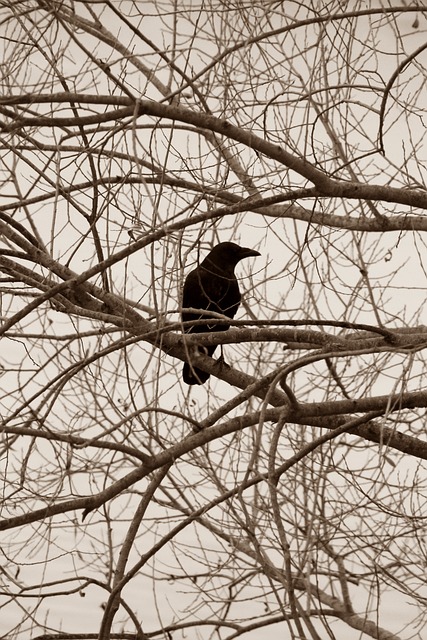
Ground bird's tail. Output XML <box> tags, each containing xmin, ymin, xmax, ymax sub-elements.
<box><xmin>183</xmin><ymin>362</ymin><xmax>210</xmax><ymax>385</ymax></box>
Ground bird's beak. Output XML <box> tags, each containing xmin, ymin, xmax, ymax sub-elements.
<box><xmin>240</xmin><ymin>247</ymin><xmax>261</xmax><ymax>258</ymax></box>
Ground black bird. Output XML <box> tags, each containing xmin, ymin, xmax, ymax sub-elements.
<box><xmin>181</xmin><ymin>242</ymin><xmax>260</xmax><ymax>385</ymax></box>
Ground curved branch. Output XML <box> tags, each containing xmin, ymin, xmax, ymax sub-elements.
<box><xmin>2</xmin><ymin>93</ymin><xmax>427</xmax><ymax>210</ymax></box>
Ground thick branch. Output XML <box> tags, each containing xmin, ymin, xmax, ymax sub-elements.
<box><xmin>2</xmin><ymin>93</ymin><xmax>427</xmax><ymax>211</ymax></box>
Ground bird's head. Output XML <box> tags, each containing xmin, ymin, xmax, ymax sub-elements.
<box><xmin>203</xmin><ymin>242</ymin><xmax>260</xmax><ymax>271</ymax></box>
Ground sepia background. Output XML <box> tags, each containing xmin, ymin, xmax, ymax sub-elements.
<box><xmin>0</xmin><ymin>1</ymin><xmax>426</xmax><ymax>639</ymax></box>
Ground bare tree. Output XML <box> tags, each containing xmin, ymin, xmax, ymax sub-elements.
<box><xmin>0</xmin><ymin>2</ymin><xmax>426</xmax><ymax>639</ymax></box>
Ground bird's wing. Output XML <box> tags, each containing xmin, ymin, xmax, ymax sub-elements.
<box><xmin>182</xmin><ymin>267</ymin><xmax>240</xmax><ymax>326</ymax></box>
<box><xmin>182</xmin><ymin>267</ymin><xmax>210</xmax><ymax>318</ymax></box>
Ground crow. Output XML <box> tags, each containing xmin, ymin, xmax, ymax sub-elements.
<box><xmin>181</xmin><ymin>242</ymin><xmax>260</xmax><ymax>385</ymax></box>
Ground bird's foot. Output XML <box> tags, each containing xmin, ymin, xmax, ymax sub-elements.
<box><xmin>216</xmin><ymin>354</ymin><xmax>230</xmax><ymax>369</ymax></box>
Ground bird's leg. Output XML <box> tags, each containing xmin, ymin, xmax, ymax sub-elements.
<box><xmin>216</xmin><ymin>345</ymin><xmax>229</xmax><ymax>368</ymax></box>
